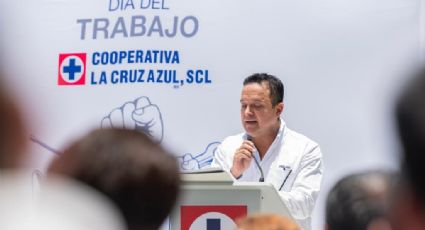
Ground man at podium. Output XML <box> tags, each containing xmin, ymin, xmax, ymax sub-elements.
<box><xmin>211</xmin><ymin>73</ymin><xmax>323</xmax><ymax>230</ymax></box>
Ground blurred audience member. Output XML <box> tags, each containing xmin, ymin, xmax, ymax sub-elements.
<box><xmin>0</xmin><ymin>76</ymin><xmax>125</xmax><ymax>230</ymax></box>
<box><xmin>391</xmin><ymin>69</ymin><xmax>425</xmax><ymax>230</ymax></box>
<box><xmin>326</xmin><ymin>170</ymin><xmax>395</xmax><ymax>230</ymax></box>
<box><xmin>48</xmin><ymin>128</ymin><xmax>180</xmax><ymax>230</ymax></box>
<box><xmin>0</xmin><ymin>174</ymin><xmax>126</xmax><ymax>230</ymax></box>
<box><xmin>236</xmin><ymin>213</ymin><xmax>300</xmax><ymax>230</ymax></box>
<box><xmin>0</xmin><ymin>78</ymin><xmax>27</xmax><ymax>168</ymax></box>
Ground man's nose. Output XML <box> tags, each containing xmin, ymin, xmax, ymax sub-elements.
<box><xmin>243</xmin><ymin>106</ymin><xmax>253</xmax><ymax>115</ymax></box>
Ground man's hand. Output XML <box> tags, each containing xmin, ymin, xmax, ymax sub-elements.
<box><xmin>101</xmin><ymin>96</ymin><xmax>163</xmax><ymax>143</ymax></box>
<box><xmin>230</xmin><ymin>140</ymin><xmax>255</xmax><ymax>178</ymax></box>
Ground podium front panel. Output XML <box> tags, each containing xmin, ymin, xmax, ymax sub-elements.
<box><xmin>170</xmin><ymin>186</ymin><xmax>261</xmax><ymax>230</ymax></box>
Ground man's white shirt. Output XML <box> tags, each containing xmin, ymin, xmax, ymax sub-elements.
<box><xmin>211</xmin><ymin>119</ymin><xmax>324</xmax><ymax>230</ymax></box>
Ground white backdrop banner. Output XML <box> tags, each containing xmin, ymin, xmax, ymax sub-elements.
<box><xmin>0</xmin><ymin>0</ymin><xmax>421</xmax><ymax>229</ymax></box>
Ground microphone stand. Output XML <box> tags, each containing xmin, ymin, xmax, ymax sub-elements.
<box><xmin>247</xmin><ymin>135</ymin><xmax>265</xmax><ymax>182</ymax></box>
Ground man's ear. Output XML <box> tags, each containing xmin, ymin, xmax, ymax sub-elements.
<box><xmin>275</xmin><ymin>102</ymin><xmax>284</xmax><ymax>116</ymax></box>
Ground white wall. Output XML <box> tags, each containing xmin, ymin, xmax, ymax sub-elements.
<box><xmin>0</xmin><ymin>0</ymin><xmax>421</xmax><ymax>229</ymax></box>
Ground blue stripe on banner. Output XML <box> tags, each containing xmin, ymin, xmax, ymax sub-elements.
<box><xmin>206</xmin><ymin>218</ymin><xmax>221</xmax><ymax>230</ymax></box>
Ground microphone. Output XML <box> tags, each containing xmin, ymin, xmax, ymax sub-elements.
<box><xmin>247</xmin><ymin>135</ymin><xmax>265</xmax><ymax>182</ymax></box>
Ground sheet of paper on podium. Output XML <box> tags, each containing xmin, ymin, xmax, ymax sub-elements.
<box><xmin>180</xmin><ymin>166</ymin><xmax>233</xmax><ymax>185</ymax></box>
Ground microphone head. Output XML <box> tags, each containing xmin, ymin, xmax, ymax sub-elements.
<box><xmin>246</xmin><ymin>135</ymin><xmax>252</xmax><ymax>141</ymax></box>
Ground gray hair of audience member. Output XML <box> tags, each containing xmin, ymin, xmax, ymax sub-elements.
<box><xmin>326</xmin><ymin>170</ymin><xmax>396</xmax><ymax>230</ymax></box>
<box><xmin>48</xmin><ymin>128</ymin><xmax>180</xmax><ymax>230</ymax></box>
<box><xmin>396</xmin><ymin>69</ymin><xmax>425</xmax><ymax>201</ymax></box>
<box><xmin>0</xmin><ymin>78</ymin><xmax>26</xmax><ymax>168</ymax></box>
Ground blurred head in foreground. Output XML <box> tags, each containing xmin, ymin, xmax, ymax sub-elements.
<box><xmin>48</xmin><ymin>128</ymin><xmax>180</xmax><ymax>230</ymax></box>
<box><xmin>0</xmin><ymin>174</ymin><xmax>126</xmax><ymax>230</ymax></box>
<box><xmin>392</xmin><ymin>68</ymin><xmax>425</xmax><ymax>230</ymax></box>
<box><xmin>236</xmin><ymin>213</ymin><xmax>300</xmax><ymax>230</ymax></box>
<box><xmin>0</xmin><ymin>77</ymin><xmax>27</xmax><ymax>169</ymax></box>
<box><xmin>326</xmin><ymin>170</ymin><xmax>395</xmax><ymax>230</ymax></box>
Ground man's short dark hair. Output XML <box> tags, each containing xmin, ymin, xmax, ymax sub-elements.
<box><xmin>48</xmin><ymin>128</ymin><xmax>180</xmax><ymax>230</ymax></box>
<box><xmin>326</xmin><ymin>170</ymin><xmax>395</xmax><ymax>230</ymax></box>
<box><xmin>396</xmin><ymin>69</ymin><xmax>425</xmax><ymax>200</ymax></box>
<box><xmin>243</xmin><ymin>73</ymin><xmax>284</xmax><ymax>106</ymax></box>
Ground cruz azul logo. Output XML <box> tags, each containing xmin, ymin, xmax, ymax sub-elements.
<box><xmin>58</xmin><ymin>53</ymin><xmax>86</xmax><ymax>85</ymax></box>
<box><xmin>181</xmin><ymin>205</ymin><xmax>247</xmax><ymax>230</ymax></box>
<box><xmin>56</xmin><ymin>50</ymin><xmax>212</xmax><ymax>88</ymax></box>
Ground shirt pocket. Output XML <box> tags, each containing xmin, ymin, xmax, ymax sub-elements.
<box><xmin>267</xmin><ymin>163</ymin><xmax>294</xmax><ymax>192</ymax></box>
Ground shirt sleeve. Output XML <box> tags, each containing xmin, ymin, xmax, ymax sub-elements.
<box><xmin>210</xmin><ymin>143</ymin><xmax>227</xmax><ymax>168</ymax></box>
<box><xmin>279</xmin><ymin>143</ymin><xmax>323</xmax><ymax>220</ymax></box>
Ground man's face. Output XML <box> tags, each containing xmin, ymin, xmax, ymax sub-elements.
<box><xmin>240</xmin><ymin>82</ymin><xmax>283</xmax><ymax>137</ymax></box>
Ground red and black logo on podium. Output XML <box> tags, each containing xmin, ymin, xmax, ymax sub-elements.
<box><xmin>181</xmin><ymin>205</ymin><xmax>247</xmax><ymax>230</ymax></box>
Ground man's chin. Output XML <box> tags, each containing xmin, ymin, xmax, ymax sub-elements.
<box><xmin>243</xmin><ymin>127</ymin><xmax>258</xmax><ymax>136</ymax></box>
